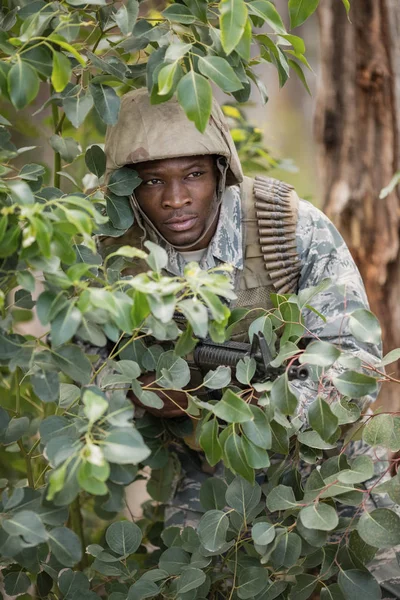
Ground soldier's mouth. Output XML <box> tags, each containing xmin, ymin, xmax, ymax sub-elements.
<box><xmin>164</xmin><ymin>216</ymin><xmax>198</xmax><ymax>232</ymax></box>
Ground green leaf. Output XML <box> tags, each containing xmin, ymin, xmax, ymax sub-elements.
<box><xmin>51</xmin><ymin>305</ymin><xmax>82</xmax><ymax>347</ymax></box>
<box><xmin>162</xmin><ymin>4</ymin><xmax>196</xmax><ymax>23</ymax></box>
<box><xmin>266</xmin><ymin>485</ymin><xmax>298</xmax><ymax>512</ymax></box>
<box><xmin>348</xmin><ymin>309</ymin><xmax>381</xmax><ymax>345</ymax></box>
<box><xmin>8</xmin><ymin>60</ymin><xmax>40</xmax><ymax>109</ymax></box>
<box><xmin>338</xmin><ymin>570</ymin><xmax>381</xmax><ymax>600</ymax></box>
<box><xmin>377</xmin><ymin>348</ymin><xmax>400</xmax><ymax>367</ymax></box>
<box><xmin>224</xmin><ymin>432</ymin><xmax>254</xmax><ymax>482</ymax></box>
<box><xmin>58</xmin><ymin>570</ymin><xmax>90</xmax><ymax>597</ymax></box>
<box><xmin>236</xmin><ymin>356</ymin><xmax>256</xmax><ymax>385</ymax></box>
<box><xmin>248</xmin><ymin>1</ymin><xmax>286</xmax><ymax>33</ymax></box>
<box><xmin>63</xmin><ymin>91</ymin><xmax>94</xmax><ymax>129</ymax></box>
<box><xmin>52</xmin><ymin>51</ymin><xmax>71</xmax><ymax>92</ymax></box>
<box><xmin>333</xmin><ymin>371</ymin><xmax>377</xmax><ymax>398</ymax></box>
<box><xmin>85</xmin><ymin>145</ymin><xmax>106</xmax><ymax>178</ymax></box>
<box><xmin>131</xmin><ymin>381</ymin><xmax>164</xmax><ymax>410</ymax></box>
<box><xmin>213</xmin><ymin>388</ymin><xmax>254</xmax><ymax>423</ymax></box>
<box><xmin>338</xmin><ymin>456</ymin><xmax>374</xmax><ymax>484</ymax></box>
<box><xmin>270</xmin><ymin>531</ymin><xmax>301</xmax><ymax>568</ymax></box>
<box><xmin>157</xmin><ymin>350</ymin><xmax>191</xmax><ymax>388</ymax></box>
<box><xmin>106</xmin><ymin>193</ymin><xmax>134</xmax><ymax>229</ymax></box>
<box><xmin>49</xmin><ymin>135</ymin><xmax>80</xmax><ymax>162</ymax></box>
<box><xmin>178</xmin><ymin>298</ymin><xmax>208</xmax><ymax>338</ymax></box>
<box><xmin>242</xmin><ymin>436</ymin><xmax>270</xmax><ymax>468</ymax></box>
<box><xmin>235</xmin><ymin>17</ymin><xmax>252</xmax><ymax>61</ymax></box>
<box><xmin>270</xmin><ymin>341</ymin><xmax>299</xmax><ymax>367</ymax></box>
<box><xmin>83</xmin><ymin>388</ymin><xmax>108</xmax><ymax>424</ymax></box>
<box><xmin>115</xmin><ymin>0</ymin><xmax>139</xmax><ymax>34</ymax></box>
<box><xmin>252</xmin><ymin>522</ymin><xmax>275</xmax><ymax>545</ymax></box>
<box><xmin>31</xmin><ymin>369</ymin><xmax>60</xmax><ymax>403</ymax></box>
<box><xmin>203</xmin><ymin>365</ymin><xmax>231</xmax><ymax>389</ymax></box>
<box><xmin>242</xmin><ymin>405</ymin><xmax>272</xmax><ymax>449</ymax></box>
<box><xmin>48</xmin><ymin>33</ymin><xmax>86</xmax><ymax>65</ymax></box>
<box><xmin>200</xmin><ymin>477</ymin><xmax>227</xmax><ymax>511</ymax></box>
<box><xmin>49</xmin><ymin>527</ymin><xmax>82</xmax><ymax>567</ymax></box>
<box><xmin>165</xmin><ymin>41</ymin><xmax>193</xmax><ymax>61</ymax></box>
<box><xmin>103</xmin><ymin>429</ymin><xmax>151</xmax><ymax>464</ymax></box>
<box><xmin>220</xmin><ymin>0</ymin><xmax>248</xmax><ymax>55</ymax></box>
<box><xmin>90</xmin><ymin>83</ymin><xmax>120</xmax><ymax>125</ymax></box>
<box><xmin>288</xmin><ymin>574</ymin><xmax>317</xmax><ymax>600</ymax></box>
<box><xmin>331</xmin><ymin>398</ymin><xmax>360</xmax><ymax>425</ymax></box>
<box><xmin>199</xmin><ymin>418</ymin><xmax>222</xmax><ymax>466</ymax></box>
<box><xmin>270</xmin><ymin>374</ymin><xmax>298</xmax><ymax>416</ymax></box>
<box><xmin>225</xmin><ymin>475</ymin><xmax>261</xmax><ymax>516</ymax></box>
<box><xmin>108</xmin><ymin>166</ymin><xmax>141</xmax><ymax>196</ymax></box>
<box><xmin>128</xmin><ymin>580</ymin><xmax>159</xmax><ymax>599</ymax></box>
<box><xmin>299</xmin><ymin>341</ymin><xmax>341</xmax><ymax>368</ymax></box>
<box><xmin>4</xmin><ymin>571</ymin><xmax>31</xmax><ymax>597</ymax></box>
<box><xmin>320</xmin><ymin>584</ymin><xmax>345</xmax><ymax>600</ymax></box>
<box><xmin>7</xmin><ymin>180</ymin><xmax>35</xmax><ymax>205</ymax></box>
<box><xmin>78</xmin><ymin>462</ymin><xmax>108</xmax><ymax>496</ymax></box>
<box><xmin>288</xmin><ymin>0</ymin><xmax>319</xmax><ymax>29</ymax></box>
<box><xmin>308</xmin><ymin>397</ymin><xmax>339</xmax><ymax>442</ymax></box>
<box><xmin>159</xmin><ymin>547</ymin><xmax>190</xmax><ymax>575</ymax></box>
<box><xmin>362</xmin><ymin>414</ymin><xmax>393</xmax><ymax>448</ymax></box>
<box><xmin>349</xmin><ymin>530</ymin><xmax>377</xmax><ymax>565</ymax></box>
<box><xmin>198</xmin><ymin>55</ymin><xmax>243</xmax><ymax>92</ymax></box>
<box><xmin>177</xmin><ymin>567</ymin><xmax>206</xmax><ymax>594</ymax></box>
<box><xmin>157</xmin><ymin>61</ymin><xmax>179</xmax><ymax>96</ymax></box>
<box><xmin>19</xmin><ymin>163</ymin><xmax>46</xmax><ymax>181</ymax></box>
<box><xmin>297</xmin><ymin>430</ymin><xmax>337</xmax><ymax>450</ymax></box>
<box><xmin>106</xmin><ymin>521</ymin><xmax>142</xmax><ymax>556</ymax></box>
<box><xmin>183</xmin><ymin>0</ymin><xmax>207</xmax><ymax>21</ymax></box>
<box><xmin>248</xmin><ymin>315</ymin><xmax>273</xmax><ymax>345</ymax></box>
<box><xmin>16</xmin><ymin>270</ymin><xmax>36</xmax><ymax>293</ymax></box>
<box><xmin>270</xmin><ymin>420</ymin><xmax>289</xmax><ymax>454</ymax></box>
<box><xmin>299</xmin><ymin>503</ymin><xmax>339</xmax><ymax>531</ymax></box>
<box><xmin>198</xmin><ymin>509</ymin><xmax>229</xmax><ymax>551</ymax></box>
<box><xmin>357</xmin><ymin>508</ymin><xmax>400</xmax><ymax>548</ymax></box>
<box><xmin>237</xmin><ymin>566</ymin><xmax>270</xmax><ymax>599</ymax></box>
<box><xmin>53</xmin><ymin>344</ymin><xmax>92</xmax><ymax>385</ymax></box>
<box><xmin>2</xmin><ymin>510</ymin><xmax>48</xmax><ymax>545</ymax></box>
<box><xmin>4</xmin><ymin>416</ymin><xmax>29</xmax><ymax>444</ymax></box>
<box><xmin>175</xmin><ymin>325</ymin><xmax>197</xmax><ymax>358</ymax></box>
<box><xmin>177</xmin><ymin>71</ymin><xmax>212</xmax><ymax>133</ymax></box>
<box><xmin>296</xmin><ymin>518</ymin><xmax>327</xmax><ymax>548</ymax></box>
<box><xmin>288</xmin><ymin>58</ymin><xmax>311</xmax><ymax>95</ymax></box>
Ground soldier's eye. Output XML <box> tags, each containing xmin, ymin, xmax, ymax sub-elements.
<box><xmin>187</xmin><ymin>171</ymin><xmax>203</xmax><ymax>179</ymax></box>
<box><xmin>145</xmin><ymin>178</ymin><xmax>163</xmax><ymax>185</ymax></box>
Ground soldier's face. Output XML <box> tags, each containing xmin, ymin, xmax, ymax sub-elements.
<box><xmin>134</xmin><ymin>155</ymin><xmax>218</xmax><ymax>248</ymax></box>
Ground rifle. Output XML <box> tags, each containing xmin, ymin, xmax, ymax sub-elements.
<box><xmin>193</xmin><ymin>331</ymin><xmax>308</xmax><ymax>382</ymax></box>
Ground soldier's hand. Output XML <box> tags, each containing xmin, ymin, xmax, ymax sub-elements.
<box><xmin>128</xmin><ymin>372</ymin><xmax>188</xmax><ymax>418</ymax></box>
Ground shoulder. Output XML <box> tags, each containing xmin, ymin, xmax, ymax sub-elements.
<box><xmin>296</xmin><ymin>199</ymin><xmax>349</xmax><ymax>258</ymax></box>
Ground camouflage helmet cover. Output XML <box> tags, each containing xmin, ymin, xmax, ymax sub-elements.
<box><xmin>104</xmin><ymin>87</ymin><xmax>244</xmax><ymax>186</ymax></box>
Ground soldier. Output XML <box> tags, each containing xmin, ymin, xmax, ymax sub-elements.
<box><xmin>101</xmin><ymin>88</ymin><xmax>399</xmax><ymax>597</ymax></box>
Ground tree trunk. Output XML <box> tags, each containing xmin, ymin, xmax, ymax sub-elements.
<box><xmin>315</xmin><ymin>0</ymin><xmax>400</xmax><ymax>410</ymax></box>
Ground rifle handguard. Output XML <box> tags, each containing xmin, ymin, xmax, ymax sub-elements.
<box><xmin>193</xmin><ymin>333</ymin><xmax>309</xmax><ymax>382</ymax></box>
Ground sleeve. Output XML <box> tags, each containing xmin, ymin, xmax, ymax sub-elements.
<box><xmin>289</xmin><ymin>200</ymin><xmax>383</xmax><ymax>419</ymax></box>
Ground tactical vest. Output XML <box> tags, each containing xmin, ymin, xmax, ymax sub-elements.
<box><xmin>229</xmin><ymin>175</ymin><xmax>301</xmax><ymax>341</ymax></box>
<box><xmin>98</xmin><ymin>175</ymin><xmax>301</xmax><ymax>340</ymax></box>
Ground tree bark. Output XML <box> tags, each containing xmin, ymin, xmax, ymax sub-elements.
<box><xmin>315</xmin><ymin>0</ymin><xmax>400</xmax><ymax>410</ymax></box>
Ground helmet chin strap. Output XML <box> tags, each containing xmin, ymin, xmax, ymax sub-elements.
<box><xmin>129</xmin><ymin>156</ymin><xmax>228</xmax><ymax>252</ymax></box>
